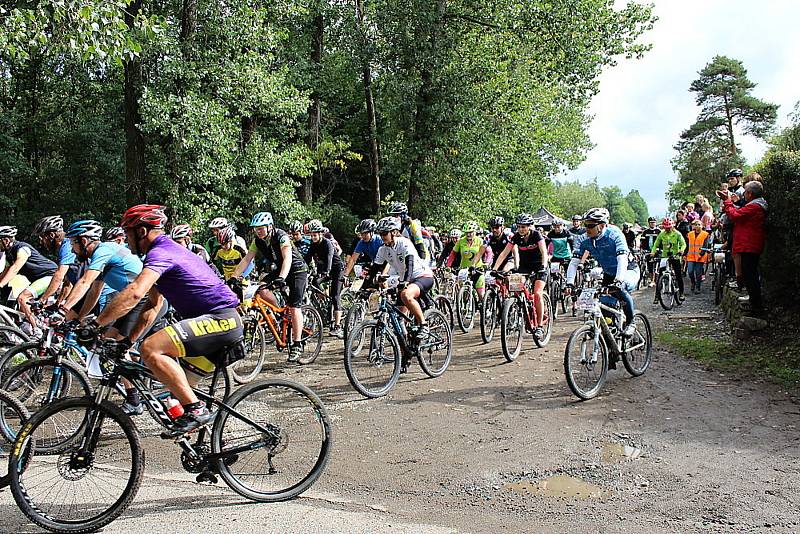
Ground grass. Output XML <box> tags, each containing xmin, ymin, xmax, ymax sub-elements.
<box><xmin>655</xmin><ymin>323</ymin><xmax>800</xmax><ymax>390</ymax></box>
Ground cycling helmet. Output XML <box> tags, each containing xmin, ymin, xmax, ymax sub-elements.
<box><xmin>249</xmin><ymin>212</ymin><xmax>273</xmax><ymax>227</ymax></box>
<box><xmin>572</xmin><ymin>214</ymin><xmax>582</xmax><ymax>221</ymax></box>
<box><xmin>208</xmin><ymin>217</ymin><xmax>228</xmax><ymax>229</ymax></box>
<box><xmin>375</xmin><ymin>217</ymin><xmax>401</xmax><ymax>233</ymax></box>
<box><xmin>170</xmin><ymin>224</ymin><xmax>193</xmax><ymax>240</ymax></box>
<box><xmin>515</xmin><ymin>213</ymin><xmax>535</xmax><ymax>225</ymax></box>
<box><xmin>218</xmin><ymin>226</ymin><xmax>235</xmax><ymax>244</ymax></box>
<box><xmin>449</xmin><ymin>228</ymin><xmax>462</xmax><ymax>239</ymax></box>
<box><xmin>120</xmin><ymin>204</ymin><xmax>167</xmax><ymax>229</ymax></box>
<box><xmin>726</xmin><ymin>168</ymin><xmax>743</xmax><ymax>178</ymax></box>
<box><xmin>661</xmin><ymin>218</ymin><xmax>674</xmax><ymax>230</ymax></box>
<box><xmin>34</xmin><ymin>215</ymin><xmax>64</xmax><ymax>235</ymax></box>
<box><xmin>288</xmin><ymin>220</ymin><xmax>304</xmax><ymax>233</ymax></box>
<box><xmin>582</xmin><ymin>207</ymin><xmax>610</xmax><ymax>224</ymax></box>
<box><xmin>65</xmin><ymin>220</ymin><xmax>104</xmax><ymax>240</ymax></box>
<box><xmin>647</xmin><ymin>216</ymin><xmax>657</xmax><ymax>223</ymax></box>
<box><xmin>488</xmin><ymin>216</ymin><xmax>504</xmax><ymax>227</ymax></box>
<box><xmin>386</xmin><ymin>201</ymin><xmax>408</xmax><ymax>217</ymax></box>
<box><xmin>462</xmin><ymin>221</ymin><xmax>479</xmax><ymax>233</ymax></box>
<box><xmin>0</xmin><ymin>226</ymin><xmax>18</xmax><ymax>238</ymax></box>
<box><xmin>306</xmin><ymin>219</ymin><xmax>325</xmax><ymax>233</ymax></box>
<box><xmin>622</xmin><ymin>223</ymin><xmax>631</xmax><ymax>230</ymax></box>
<box><xmin>322</xmin><ymin>227</ymin><xmax>330</xmax><ymax>234</ymax></box>
<box><xmin>105</xmin><ymin>227</ymin><xmax>125</xmax><ymax>241</ymax></box>
<box><xmin>356</xmin><ymin>218</ymin><xmax>377</xmax><ymax>234</ymax></box>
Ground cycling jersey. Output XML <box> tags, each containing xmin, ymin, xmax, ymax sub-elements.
<box><xmin>55</xmin><ymin>239</ymin><xmax>80</xmax><ymax>284</ymax></box>
<box><xmin>451</xmin><ymin>236</ymin><xmax>483</xmax><ymax>268</ymax></box>
<box><xmin>650</xmin><ymin>230</ymin><xmax>687</xmax><ymax>258</ymax></box>
<box><xmin>4</xmin><ymin>241</ymin><xmax>57</xmax><ymax>280</ymax></box>
<box><xmin>292</xmin><ymin>236</ymin><xmax>311</xmax><ymax>258</ymax></box>
<box><xmin>639</xmin><ymin>228</ymin><xmax>661</xmax><ymax>251</ymax></box>
<box><xmin>547</xmin><ymin>229</ymin><xmax>572</xmax><ymax>260</ymax></box>
<box><xmin>304</xmin><ymin>237</ymin><xmax>344</xmax><ymax>276</ymax></box>
<box><xmin>214</xmin><ymin>244</ymin><xmax>248</xmax><ymax>280</ymax></box>
<box><xmin>86</xmin><ymin>242</ymin><xmax>143</xmax><ymax>292</ymax></box>
<box><xmin>354</xmin><ymin>235</ymin><xmax>383</xmax><ymax>262</ymax></box>
<box><xmin>401</xmin><ymin>218</ymin><xmax>428</xmax><ymax>260</ymax></box>
<box><xmin>144</xmin><ymin>234</ymin><xmax>239</xmax><ymax>318</ymax></box>
<box><xmin>572</xmin><ymin>225</ymin><xmax>629</xmax><ymax>278</ymax></box>
<box><xmin>622</xmin><ymin>230</ymin><xmax>637</xmax><ymax>250</ymax></box>
<box><xmin>250</xmin><ymin>229</ymin><xmax>307</xmax><ymax>274</ymax></box>
<box><xmin>507</xmin><ymin>231</ymin><xmax>545</xmax><ymax>274</ymax></box>
<box><xmin>374</xmin><ymin>236</ymin><xmax>433</xmax><ymax>282</ymax></box>
<box><xmin>486</xmin><ymin>230</ymin><xmax>513</xmax><ymax>268</ymax></box>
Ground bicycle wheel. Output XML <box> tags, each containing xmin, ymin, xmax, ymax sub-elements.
<box><xmin>533</xmin><ymin>293</ymin><xmax>553</xmax><ymax>348</ymax></box>
<box><xmin>0</xmin><ymin>341</ymin><xmax>38</xmax><ymax>386</ymax></box>
<box><xmin>295</xmin><ymin>305</ymin><xmax>324</xmax><ymax>365</ymax></box>
<box><xmin>714</xmin><ymin>264</ymin><xmax>724</xmax><ymax>305</ymax></box>
<box><xmin>455</xmin><ymin>285</ymin><xmax>477</xmax><ymax>333</ymax></box>
<box><xmin>213</xmin><ymin>378</ymin><xmax>332</xmax><ymax>502</ymax></box>
<box><xmin>622</xmin><ymin>312</ymin><xmax>653</xmax><ymax>376</ymax></box>
<box><xmin>434</xmin><ymin>295</ymin><xmax>455</xmax><ymax>331</ymax></box>
<box><xmin>0</xmin><ymin>325</ymin><xmax>29</xmax><ymax>352</ymax></box>
<box><xmin>500</xmin><ymin>297</ymin><xmax>523</xmax><ymax>362</ymax></box>
<box><xmin>564</xmin><ymin>325</ymin><xmax>608</xmax><ymax>400</ymax></box>
<box><xmin>344</xmin><ymin>320</ymin><xmax>401</xmax><ymax>398</ymax></box>
<box><xmin>0</xmin><ymin>388</ymin><xmax>29</xmax><ymax>489</ymax></box>
<box><xmin>10</xmin><ymin>397</ymin><xmax>144</xmax><ymax>533</ymax></box>
<box><xmin>480</xmin><ymin>287</ymin><xmax>501</xmax><ymax>344</ymax></box>
<box><xmin>343</xmin><ymin>300</ymin><xmax>368</xmax><ymax>349</ymax></box>
<box><xmin>417</xmin><ymin>309</ymin><xmax>452</xmax><ymax>378</ymax></box>
<box><xmin>548</xmin><ymin>279</ymin><xmax>560</xmax><ymax>320</ymax></box>
<box><xmin>658</xmin><ymin>275</ymin><xmax>675</xmax><ymax>310</ymax></box>
<box><xmin>1</xmin><ymin>358</ymin><xmax>92</xmax><ymax>415</ymax></box>
<box><xmin>231</xmin><ymin>315</ymin><xmax>267</xmax><ymax>384</ymax></box>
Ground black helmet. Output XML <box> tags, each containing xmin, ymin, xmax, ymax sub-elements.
<box><xmin>487</xmin><ymin>216</ymin><xmax>504</xmax><ymax>228</ymax></box>
<box><xmin>647</xmin><ymin>216</ymin><xmax>657</xmax><ymax>223</ymax></box>
<box><xmin>356</xmin><ymin>218</ymin><xmax>377</xmax><ymax>234</ymax></box>
<box><xmin>515</xmin><ymin>213</ymin><xmax>535</xmax><ymax>225</ymax></box>
<box><xmin>623</xmin><ymin>223</ymin><xmax>631</xmax><ymax>230</ymax></box>
<box><xmin>726</xmin><ymin>168</ymin><xmax>743</xmax><ymax>178</ymax></box>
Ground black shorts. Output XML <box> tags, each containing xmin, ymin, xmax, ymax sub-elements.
<box><xmin>112</xmin><ymin>296</ymin><xmax>168</xmax><ymax>341</ymax></box>
<box><xmin>163</xmin><ymin>308</ymin><xmax>244</xmax><ymax>376</ymax></box>
<box><xmin>265</xmin><ymin>271</ymin><xmax>308</xmax><ymax>308</ymax></box>
<box><xmin>517</xmin><ymin>268</ymin><xmax>548</xmax><ymax>283</ymax></box>
<box><xmin>395</xmin><ymin>276</ymin><xmax>434</xmax><ymax>306</ymax></box>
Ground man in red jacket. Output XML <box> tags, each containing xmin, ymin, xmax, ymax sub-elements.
<box><xmin>717</xmin><ymin>181</ymin><xmax>768</xmax><ymax>315</ymax></box>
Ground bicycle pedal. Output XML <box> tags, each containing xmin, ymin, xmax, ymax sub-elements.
<box><xmin>195</xmin><ymin>471</ymin><xmax>218</xmax><ymax>484</ymax></box>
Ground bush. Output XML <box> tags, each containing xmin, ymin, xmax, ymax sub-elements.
<box><xmin>760</xmin><ymin>150</ymin><xmax>800</xmax><ymax>308</ymax></box>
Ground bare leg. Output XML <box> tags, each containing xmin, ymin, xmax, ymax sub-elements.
<box><xmin>138</xmin><ymin>329</ymin><xmax>198</xmax><ymax>405</ymax></box>
<box><xmin>400</xmin><ymin>284</ymin><xmax>425</xmax><ymax>325</ymax></box>
<box><xmin>533</xmin><ymin>280</ymin><xmax>546</xmax><ymax>327</ymax></box>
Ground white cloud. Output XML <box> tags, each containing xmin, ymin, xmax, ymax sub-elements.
<box><xmin>567</xmin><ymin>0</ymin><xmax>800</xmax><ymax>217</ymax></box>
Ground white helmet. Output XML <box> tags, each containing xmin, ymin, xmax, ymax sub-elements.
<box><xmin>449</xmin><ymin>228</ymin><xmax>462</xmax><ymax>239</ymax></box>
<box><xmin>34</xmin><ymin>215</ymin><xmax>64</xmax><ymax>235</ymax></box>
<box><xmin>582</xmin><ymin>208</ymin><xmax>610</xmax><ymax>224</ymax></box>
<box><xmin>208</xmin><ymin>217</ymin><xmax>229</xmax><ymax>229</ymax></box>
<box><xmin>0</xmin><ymin>226</ymin><xmax>18</xmax><ymax>238</ymax></box>
<box><xmin>375</xmin><ymin>217</ymin><xmax>401</xmax><ymax>233</ymax></box>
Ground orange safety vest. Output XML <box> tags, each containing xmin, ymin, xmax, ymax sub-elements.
<box><xmin>686</xmin><ymin>230</ymin><xmax>709</xmax><ymax>263</ymax></box>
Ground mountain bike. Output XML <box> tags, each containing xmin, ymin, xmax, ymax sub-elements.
<box><xmin>547</xmin><ymin>262</ymin><xmax>568</xmax><ymax>318</ymax></box>
<box><xmin>499</xmin><ymin>272</ymin><xmax>552</xmax><ymax>361</ymax></box>
<box><xmin>0</xmin><ymin>387</ymin><xmax>29</xmax><ymax>489</ymax></box>
<box><xmin>344</xmin><ymin>284</ymin><xmax>452</xmax><ymax>398</ymax></box>
<box><xmin>480</xmin><ymin>270</ymin><xmax>511</xmax><ymax>344</ymax></box>
<box><xmin>654</xmin><ymin>253</ymin><xmax>683</xmax><ymax>310</ymax></box>
<box><xmin>8</xmin><ymin>337</ymin><xmax>332</xmax><ymax>533</ymax></box>
<box><xmin>710</xmin><ymin>245</ymin><xmax>728</xmax><ymax>306</ymax></box>
<box><xmin>564</xmin><ymin>284</ymin><xmax>652</xmax><ymax>400</ymax></box>
<box><xmin>455</xmin><ymin>267</ymin><xmax>482</xmax><ymax>333</ymax></box>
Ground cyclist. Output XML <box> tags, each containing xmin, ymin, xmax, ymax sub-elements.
<box><xmin>491</xmin><ymin>213</ymin><xmax>549</xmax><ymax>339</ymax></box>
<box><xmin>650</xmin><ymin>217</ymin><xmax>687</xmax><ymax>299</ymax></box>
<box><xmin>105</xmin><ymin>227</ymin><xmax>127</xmax><ymax>246</ymax></box>
<box><xmin>0</xmin><ymin>225</ymin><xmax>57</xmax><ymax>336</ymax></box>
<box><xmin>343</xmin><ymin>219</ymin><xmax>382</xmax><ymax>278</ymax></box>
<box><xmin>547</xmin><ymin>220</ymin><xmax>573</xmax><ymax>268</ymax></box>
<box><xmin>367</xmin><ymin>217</ymin><xmax>434</xmax><ymax>338</ymax></box>
<box><xmin>205</xmin><ymin>217</ymin><xmax>229</xmax><ymax>262</ymax></box>
<box><xmin>34</xmin><ymin>216</ymin><xmax>79</xmax><ymax>306</ymax></box>
<box><xmin>565</xmin><ymin>208</ymin><xmax>640</xmax><ymax>341</ymax></box>
<box><xmin>213</xmin><ymin>226</ymin><xmax>248</xmax><ymax>281</ymax></box>
<box><xmin>288</xmin><ymin>220</ymin><xmax>311</xmax><ymax>257</ymax></box>
<box><xmin>486</xmin><ymin>216</ymin><xmax>514</xmax><ymax>271</ymax></box>
<box><xmin>568</xmin><ymin>215</ymin><xmax>585</xmax><ymax>238</ymax></box>
<box><xmin>387</xmin><ymin>202</ymin><xmax>428</xmax><ymax>262</ymax></box>
<box><xmin>171</xmin><ymin>224</ymin><xmax>213</xmax><ymax>265</ymax></box>
<box><xmin>437</xmin><ymin>228</ymin><xmax>461</xmax><ymax>268</ymax></box>
<box><xmin>621</xmin><ymin>223</ymin><xmax>637</xmax><ymax>250</ymax></box>
<box><xmin>231</xmin><ymin>211</ymin><xmax>308</xmax><ymax>359</ymax></box>
<box><xmin>446</xmin><ymin>221</ymin><xmax>485</xmax><ymax>298</ymax></box>
<box><xmin>304</xmin><ymin>220</ymin><xmax>345</xmax><ymax>338</ymax></box>
<box><xmin>90</xmin><ymin>205</ymin><xmax>242</xmax><ymax>435</ymax></box>
<box><xmin>639</xmin><ymin>217</ymin><xmax>661</xmax><ymax>287</ymax></box>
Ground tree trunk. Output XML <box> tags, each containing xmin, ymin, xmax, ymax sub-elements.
<box><xmin>302</xmin><ymin>13</ymin><xmax>324</xmax><ymax>207</ymax></box>
<box><xmin>356</xmin><ymin>0</ymin><xmax>381</xmax><ymax>214</ymax></box>
<box><xmin>179</xmin><ymin>0</ymin><xmax>198</xmax><ymax>43</ymax></box>
<box><xmin>123</xmin><ymin>0</ymin><xmax>146</xmax><ymax>205</ymax></box>
<box><xmin>723</xmin><ymin>93</ymin><xmax>737</xmax><ymax>157</ymax></box>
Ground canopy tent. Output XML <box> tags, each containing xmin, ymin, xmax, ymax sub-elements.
<box><xmin>530</xmin><ymin>206</ymin><xmax>569</xmax><ymax>228</ymax></box>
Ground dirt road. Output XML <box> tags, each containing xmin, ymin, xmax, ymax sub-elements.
<box><xmin>1</xmin><ymin>286</ymin><xmax>798</xmax><ymax>533</ymax></box>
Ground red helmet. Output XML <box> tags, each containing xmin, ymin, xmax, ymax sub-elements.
<box><xmin>661</xmin><ymin>217</ymin><xmax>674</xmax><ymax>230</ymax></box>
<box><xmin>120</xmin><ymin>204</ymin><xmax>168</xmax><ymax>229</ymax></box>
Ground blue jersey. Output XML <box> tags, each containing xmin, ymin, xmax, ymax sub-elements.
<box><xmin>86</xmin><ymin>242</ymin><xmax>143</xmax><ymax>292</ymax></box>
<box><xmin>56</xmin><ymin>239</ymin><xmax>80</xmax><ymax>284</ymax></box>
<box><xmin>354</xmin><ymin>235</ymin><xmax>383</xmax><ymax>262</ymax></box>
<box><xmin>574</xmin><ymin>225</ymin><xmax>629</xmax><ymax>277</ymax></box>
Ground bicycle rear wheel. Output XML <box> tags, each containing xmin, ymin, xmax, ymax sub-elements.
<box><xmin>417</xmin><ymin>309</ymin><xmax>452</xmax><ymax>378</ymax></box>
<box><xmin>622</xmin><ymin>312</ymin><xmax>653</xmax><ymax>376</ymax></box>
<box><xmin>564</xmin><ymin>325</ymin><xmax>608</xmax><ymax>400</ymax></box>
<box><xmin>296</xmin><ymin>305</ymin><xmax>324</xmax><ymax>365</ymax></box>
<box><xmin>344</xmin><ymin>320</ymin><xmax>401</xmax><ymax>398</ymax></box>
<box><xmin>500</xmin><ymin>297</ymin><xmax>523</xmax><ymax>362</ymax></box>
<box><xmin>10</xmin><ymin>397</ymin><xmax>144</xmax><ymax>533</ymax></box>
<box><xmin>533</xmin><ymin>293</ymin><xmax>553</xmax><ymax>348</ymax></box>
<box><xmin>0</xmin><ymin>388</ymin><xmax>29</xmax><ymax>489</ymax></box>
<box><xmin>213</xmin><ymin>378</ymin><xmax>332</xmax><ymax>502</ymax></box>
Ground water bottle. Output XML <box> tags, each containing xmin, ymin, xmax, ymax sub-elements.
<box><xmin>165</xmin><ymin>397</ymin><xmax>184</xmax><ymax>419</ymax></box>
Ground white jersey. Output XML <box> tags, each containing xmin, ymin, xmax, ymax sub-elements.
<box><xmin>375</xmin><ymin>236</ymin><xmax>433</xmax><ymax>281</ymax></box>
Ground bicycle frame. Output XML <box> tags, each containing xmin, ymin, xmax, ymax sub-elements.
<box><xmin>243</xmin><ymin>294</ymin><xmax>293</xmax><ymax>349</ymax></box>
<box><xmin>582</xmin><ymin>291</ymin><xmax>646</xmax><ymax>357</ymax></box>
<box><xmin>512</xmin><ymin>278</ymin><xmax>546</xmax><ymax>330</ymax></box>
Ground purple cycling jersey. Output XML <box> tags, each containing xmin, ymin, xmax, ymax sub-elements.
<box><xmin>144</xmin><ymin>234</ymin><xmax>239</xmax><ymax>318</ymax></box>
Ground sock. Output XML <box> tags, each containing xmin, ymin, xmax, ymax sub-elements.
<box><xmin>125</xmin><ymin>388</ymin><xmax>140</xmax><ymax>406</ymax></box>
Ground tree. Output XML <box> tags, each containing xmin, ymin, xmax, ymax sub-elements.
<box><xmin>554</xmin><ymin>180</ymin><xmax>606</xmax><ymax>219</ymax></box>
<box><xmin>625</xmin><ymin>189</ymin><xmax>649</xmax><ymax>224</ymax></box>
<box><xmin>603</xmin><ymin>186</ymin><xmax>636</xmax><ymax>225</ymax></box>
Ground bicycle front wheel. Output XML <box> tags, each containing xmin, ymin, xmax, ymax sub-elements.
<box><xmin>0</xmin><ymin>388</ymin><xmax>29</xmax><ymax>489</ymax></box>
<box><xmin>622</xmin><ymin>312</ymin><xmax>653</xmax><ymax>376</ymax></box>
<box><xmin>417</xmin><ymin>309</ymin><xmax>453</xmax><ymax>378</ymax></box>
<box><xmin>500</xmin><ymin>297</ymin><xmax>523</xmax><ymax>362</ymax></box>
<box><xmin>658</xmin><ymin>275</ymin><xmax>675</xmax><ymax>310</ymax></box>
<box><xmin>456</xmin><ymin>285</ymin><xmax>477</xmax><ymax>333</ymax></box>
<box><xmin>434</xmin><ymin>295</ymin><xmax>455</xmax><ymax>331</ymax></box>
<box><xmin>1</xmin><ymin>358</ymin><xmax>93</xmax><ymax>416</ymax></box>
<box><xmin>296</xmin><ymin>305</ymin><xmax>324</xmax><ymax>365</ymax></box>
<box><xmin>533</xmin><ymin>293</ymin><xmax>553</xmax><ymax>348</ymax></box>
<box><xmin>213</xmin><ymin>378</ymin><xmax>332</xmax><ymax>502</ymax></box>
<box><xmin>564</xmin><ymin>325</ymin><xmax>608</xmax><ymax>400</ymax></box>
<box><xmin>343</xmin><ymin>300</ymin><xmax>368</xmax><ymax>350</ymax></box>
<box><xmin>231</xmin><ymin>314</ymin><xmax>267</xmax><ymax>384</ymax></box>
<box><xmin>344</xmin><ymin>320</ymin><xmax>401</xmax><ymax>398</ymax></box>
<box><xmin>10</xmin><ymin>397</ymin><xmax>144</xmax><ymax>533</ymax></box>
<box><xmin>480</xmin><ymin>288</ymin><xmax>500</xmax><ymax>344</ymax></box>
<box><xmin>0</xmin><ymin>341</ymin><xmax>38</xmax><ymax>386</ymax></box>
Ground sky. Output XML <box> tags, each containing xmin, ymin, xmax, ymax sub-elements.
<box><xmin>568</xmin><ymin>0</ymin><xmax>800</xmax><ymax>217</ymax></box>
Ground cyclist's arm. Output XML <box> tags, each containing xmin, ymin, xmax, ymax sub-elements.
<box><xmin>677</xmin><ymin>233</ymin><xmax>687</xmax><ymax>254</ymax></box>
<box><xmin>493</xmin><ymin>243</ymin><xmax>513</xmax><ymax>270</ymax></box>
<box><xmin>403</xmin><ymin>255</ymin><xmax>415</xmax><ymax>282</ymax></box>
<box><xmin>0</xmin><ymin>248</ymin><xmax>28</xmax><ymax>287</ymax></box>
<box><xmin>538</xmin><ymin>239</ymin><xmax>549</xmax><ymax>269</ymax></box>
<box><xmin>39</xmin><ymin>264</ymin><xmax>70</xmax><ymax>303</ymax></box>
<box><xmin>278</xmin><ymin>243</ymin><xmax>293</xmax><ymax>279</ymax></box>
<box><xmin>321</xmin><ymin>239</ymin><xmax>334</xmax><ymax>276</ymax></box>
<box><xmin>77</xmin><ymin>279</ymin><xmax>105</xmax><ymax>320</ymax></box>
<box><xmin>231</xmin><ymin>250</ymin><xmax>257</xmax><ymax>279</ymax></box>
<box><xmin>566</xmin><ymin>257</ymin><xmax>581</xmax><ymax>285</ymax></box>
<box><xmin>473</xmin><ymin>244</ymin><xmax>486</xmax><ymax>267</ymax></box>
<box><xmin>343</xmin><ymin>251</ymin><xmax>360</xmax><ymax>277</ymax></box>
<box><xmin>650</xmin><ymin>233</ymin><xmax>662</xmax><ymax>255</ymax></box>
<box><xmin>96</xmin><ymin>268</ymin><xmax>160</xmax><ymax>327</ymax></box>
<box><xmin>62</xmin><ymin>269</ymin><xmax>101</xmax><ymax>311</ymax></box>
<box><xmin>128</xmin><ymin>287</ymin><xmax>164</xmax><ymax>342</ymax></box>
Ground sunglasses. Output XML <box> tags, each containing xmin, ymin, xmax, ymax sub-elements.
<box><xmin>379</xmin><ymin>231</ymin><xmax>391</xmax><ymax>237</ymax></box>
<box><xmin>584</xmin><ymin>223</ymin><xmax>599</xmax><ymax>229</ymax></box>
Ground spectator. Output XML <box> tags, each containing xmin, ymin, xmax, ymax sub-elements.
<box><xmin>685</xmin><ymin>220</ymin><xmax>710</xmax><ymax>294</ymax></box>
<box><xmin>700</xmin><ymin>201</ymin><xmax>715</xmax><ymax>231</ymax></box>
<box><xmin>685</xmin><ymin>203</ymin><xmax>700</xmax><ymax>223</ymax></box>
<box><xmin>675</xmin><ymin>209</ymin><xmax>690</xmax><ymax>242</ymax></box>
<box><xmin>717</xmin><ymin>181</ymin><xmax>768</xmax><ymax>316</ymax></box>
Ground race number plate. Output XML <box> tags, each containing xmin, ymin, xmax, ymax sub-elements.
<box><xmin>576</xmin><ymin>288</ymin><xmax>597</xmax><ymax>311</ymax></box>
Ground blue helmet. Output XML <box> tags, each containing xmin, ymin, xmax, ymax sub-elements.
<box><xmin>65</xmin><ymin>220</ymin><xmax>104</xmax><ymax>240</ymax></box>
<box><xmin>250</xmin><ymin>212</ymin><xmax>273</xmax><ymax>227</ymax></box>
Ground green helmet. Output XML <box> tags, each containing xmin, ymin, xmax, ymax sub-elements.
<box><xmin>462</xmin><ymin>221</ymin><xmax>479</xmax><ymax>233</ymax></box>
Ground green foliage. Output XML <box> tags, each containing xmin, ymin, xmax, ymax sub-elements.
<box><xmin>602</xmin><ymin>186</ymin><xmax>636</xmax><ymax>225</ymax></box>
<box><xmin>553</xmin><ymin>179</ymin><xmax>606</xmax><ymax>219</ymax></box>
<box><xmin>625</xmin><ymin>189</ymin><xmax>649</xmax><ymax>223</ymax></box>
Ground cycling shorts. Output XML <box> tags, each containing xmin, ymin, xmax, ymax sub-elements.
<box><xmin>163</xmin><ymin>308</ymin><xmax>244</xmax><ymax>376</ymax></box>
<box><xmin>112</xmin><ymin>296</ymin><xmax>168</xmax><ymax>341</ymax></box>
<box><xmin>396</xmin><ymin>276</ymin><xmax>434</xmax><ymax>306</ymax></box>
<box><xmin>22</xmin><ymin>276</ymin><xmax>52</xmax><ymax>298</ymax></box>
<box><xmin>518</xmin><ymin>269</ymin><xmax>548</xmax><ymax>283</ymax></box>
